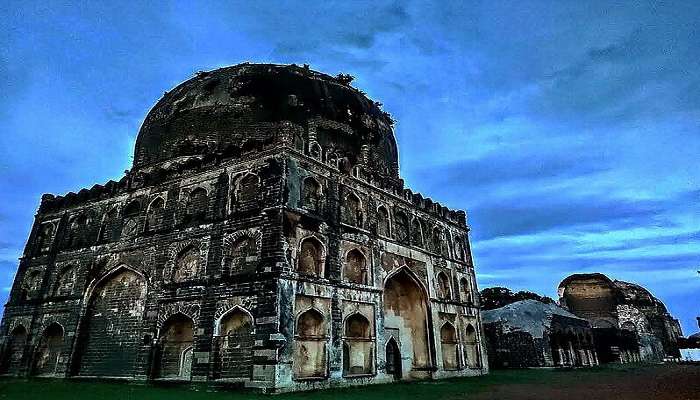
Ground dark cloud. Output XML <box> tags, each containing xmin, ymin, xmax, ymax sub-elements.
<box><xmin>422</xmin><ymin>150</ymin><xmax>609</xmax><ymax>190</ymax></box>
<box><xmin>471</xmin><ymin>194</ymin><xmax>667</xmax><ymax>241</ymax></box>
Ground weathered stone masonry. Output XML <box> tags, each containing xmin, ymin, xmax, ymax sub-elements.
<box><xmin>0</xmin><ymin>63</ymin><xmax>488</xmax><ymax>392</ymax></box>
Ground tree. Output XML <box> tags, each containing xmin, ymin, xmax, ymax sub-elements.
<box><xmin>479</xmin><ymin>287</ymin><xmax>554</xmax><ymax>310</ymax></box>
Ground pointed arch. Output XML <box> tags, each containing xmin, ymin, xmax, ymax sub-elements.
<box><xmin>342</xmin><ymin>192</ymin><xmax>364</xmax><ymax>227</ymax></box>
<box><xmin>236</xmin><ymin>172</ymin><xmax>260</xmax><ymax>205</ymax></box>
<box><xmin>464</xmin><ymin>323</ymin><xmax>481</xmax><ymax>368</ymax></box>
<box><xmin>411</xmin><ymin>217</ymin><xmax>424</xmax><ymax>247</ymax></box>
<box><xmin>35</xmin><ymin>222</ymin><xmax>56</xmax><ymax>254</ymax></box>
<box><xmin>459</xmin><ymin>277</ymin><xmax>472</xmax><ymax>304</ymax></box>
<box><xmin>68</xmin><ymin>213</ymin><xmax>88</xmax><ymax>248</ymax></box>
<box><xmin>383</xmin><ymin>267</ymin><xmax>432</xmax><ymax>370</ymax></box>
<box><xmin>172</xmin><ymin>245</ymin><xmax>200</xmax><ymax>283</ymax></box>
<box><xmin>343</xmin><ymin>248</ymin><xmax>368</xmax><ymax>284</ymax></box>
<box><xmin>294</xmin><ymin>308</ymin><xmax>327</xmax><ymax>379</ymax></box>
<box><xmin>145</xmin><ymin>196</ymin><xmax>165</xmax><ymax>232</ymax></box>
<box><xmin>186</xmin><ymin>187</ymin><xmax>208</xmax><ymax>223</ymax></box>
<box><xmin>156</xmin><ymin>313</ymin><xmax>194</xmax><ymax>379</ymax></box>
<box><xmin>343</xmin><ymin>313</ymin><xmax>374</xmax><ymax>376</ymax></box>
<box><xmin>98</xmin><ymin>206</ymin><xmax>120</xmax><ymax>243</ymax></box>
<box><xmin>297</xmin><ymin>236</ymin><xmax>326</xmax><ymax>277</ymax></box>
<box><xmin>53</xmin><ymin>265</ymin><xmax>76</xmax><ymax>296</ymax></box>
<box><xmin>76</xmin><ymin>265</ymin><xmax>147</xmax><ymax>377</ymax></box>
<box><xmin>385</xmin><ymin>337</ymin><xmax>402</xmax><ymax>380</ymax></box>
<box><xmin>393</xmin><ymin>210</ymin><xmax>409</xmax><ymax>244</ymax></box>
<box><xmin>121</xmin><ymin>200</ymin><xmax>141</xmax><ymax>237</ymax></box>
<box><xmin>440</xmin><ymin>322</ymin><xmax>459</xmax><ymax>370</ymax></box>
<box><xmin>1</xmin><ymin>325</ymin><xmax>28</xmax><ymax>375</ymax></box>
<box><xmin>301</xmin><ymin>176</ymin><xmax>322</xmax><ymax>212</ymax></box>
<box><xmin>436</xmin><ymin>271</ymin><xmax>452</xmax><ymax>300</ymax></box>
<box><xmin>214</xmin><ymin>305</ymin><xmax>254</xmax><ymax>336</ymax></box>
<box><xmin>213</xmin><ymin>306</ymin><xmax>255</xmax><ymax>380</ymax></box>
<box><xmin>32</xmin><ymin>322</ymin><xmax>65</xmax><ymax>376</ymax></box>
<box><xmin>163</xmin><ymin>238</ymin><xmax>209</xmax><ymax>283</ymax></box>
<box><xmin>222</xmin><ymin>230</ymin><xmax>261</xmax><ymax>276</ymax></box>
<box><xmin>22</xmin><ymin>269</ymin><xmax>43</xmax><ymax>300</ymax></box>
<box><xmin>376</xmin><ymin>205</ymin><xmax>390</xmax><ymax>237</ymax></box>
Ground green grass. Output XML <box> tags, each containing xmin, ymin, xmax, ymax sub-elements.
<box><xmin>0</xmin><ymin>365</ymin><xmax>666</xmax><ymax>400</ymax></box>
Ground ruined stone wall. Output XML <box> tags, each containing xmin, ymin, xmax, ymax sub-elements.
<box><xmin>272</xmin><ymin>149</ymin><xmax>486</xmax><ymax>391</ymax></box>
<box><xmin>0</xmin><ymin>149</ymin><xmax>287</xmax><ymax>386</ymax></box>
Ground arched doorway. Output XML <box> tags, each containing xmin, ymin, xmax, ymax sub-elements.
<box><xmin>33</xmin><ymin>323</ymin><xmax>64</xmax><ymax>376</ymax></box>
<box><xmin>383</xmin><ymin>268</ymin><xmax>431</xmax><ymax>370</ymax></box>
<box><xmin>76</xmin><ymin>267</ymin><xmax>147</xmax><ymax>377</ymax></box>
<box><xmin>215</xmin><ymin>308</ymin><xmax>254</xmax><ymax>380</ymax></box>
<box><xmin>342</xmin><ymin>313</ymin><xmax>373</xmax><ymax>376</ymax></box>
<box><xmin>157</xmin><ymin>314</ymin><xmax>194</xmax><ymax>379</ymax></box>
<box><xmin>385</xmin><ymin>337</ymin><xmax>401</xmax><ymax>380</ymax></box>
<box><xmin>464</xmin><ymin>324</ymin><xmax>480</xmax><ymax>368</ymax></box>
<box><xmin>1</xmin><ymin>326</ymin><xmax>27</xmax><ymax>375</ymax></box>
<box><xmin>440</xmin><ymin>322</ymin><xmax>459</xmax><ymax>370</ymax></box>
<box><xmin>293</xmin><ymin>308</ymin><xmax>327</xmax><ymax>379</ymax></box>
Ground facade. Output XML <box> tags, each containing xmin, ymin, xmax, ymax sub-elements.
<box><xmin>0</xmin><ymin>63</ymin><xmax>487</xmax><ymax>392</ymax></box>
<box><xmin>558</xmin><ymin>273</ymin><xmax>682</xmax><ymax>363</ymax></box>
<box><xmin>482</xmin><ymin>300</ymin><xmax>597</xmax><ymax>368</ymax></box>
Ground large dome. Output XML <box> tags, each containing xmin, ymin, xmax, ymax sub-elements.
<box><xmin>133</xmin><ymin>63</ymin><xmax>398</xmax><ymax>176</ymax></box>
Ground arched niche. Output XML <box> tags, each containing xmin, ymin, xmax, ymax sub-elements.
<box><xmin>343</xmin><ymin>248</ymin><xmax>368</xmax><ymax>285</ymax></box>
<box><xmin>383</xmin><ymin>268</ymin><xmax>431</xmax><ymax>370</ymax></box>
<box><xmin>436</xmin><ymin>272</ymin><xmax>452</xmax><ymax>300</ymax></box>
<box><xmin>301</xmin><ymin>177</ymin><xmax>322</xmax><ymax>212</ymax></box>
<box><xmin>376</xmin><ymin>206</ymin><xmax>390</xmax><ymax>237</ymax></box>
<box><xmin>214</xmin><ymin>307</ymin><xmax>255</xmax><ymax>380</ymax></box>
<box><xmin>186</xmin><ymin>187</ymin><xmax>208</xmax><ymax>223</ymax></box>
<box><xmin>1</xmin><ymin>325</ymin><xmax>28</xmax><ymax>375</ymax></box>
<box><xmin>145</xmin><ymin>196</ymin><xmax>165</xmax><ymax>232</ymax></box>
<box><xmin>342</xmin><ymin>192</ymin><xmax>363</xmax><ymax>227</ymax></box>
<box><xmin>343</xmin><ymin>313</ymin><xmax>374</xmax><ymax>376</ymax></box>
<box><xmin>173</xmin><ymin>246</ymin><xmax>200</xmax><ymax>282</ymax></box>
<box><xmin>297</xmin><ymin>237</ymin><xmax>325</xmax><ymax>277</ymax></box>
<box><xmin>32</xmin><ymin>323</ymin><xmax>64</xmax><ymax>376</ymax></box>
<box><xmin>411</xmin><ymin>218</ymin><xmax>424</xmax><ymax>247</ymax></box>
<box><xmin>237</xmin><ymin>173</ymin><xmax>260</xmax><ymax>205</ymax></box>
<box><xmin>459</xmin><ymin>277</ymin><xmax>472</xmax><ymax>304</ymax></box>
<box><xmin>393</xmin><ymin>211</ymin><xmax>409</xmax><ymax>244</ymax></box>
<box><xmin>440</xmin><ymin>322</ymin><xmax>459</xmax><ymax>370</ymax></box>
<box><xmin>294</xmin><ymin>308</ymin><xmax>327</xmax><ymax>379</ymax></box>
<box><xmin>157</xmin><ymin>313</ymin><xmax>194</xmax><ymax>379</ymax></box>
<box><xmin>464</xmin><ymin>324</ymin><xmax>480</xmax><ymax>368</ymax></box>
<box><xmin>76</xmin><ymin>266</ymin><xmax>147</xmax><ymax>378</ymax></box>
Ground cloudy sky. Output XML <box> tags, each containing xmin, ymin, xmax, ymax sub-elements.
<box><xmin>1</xmin><ymin>1</ymin><xmax>698</xmax><ymax>333</ymax></box>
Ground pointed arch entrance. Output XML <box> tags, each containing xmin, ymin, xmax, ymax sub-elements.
<box><xmin>383</xmin><ymin>268</ymin><xmax>432</xmax><ymax>371</ymax></box>
<box><xmin>385</xmin><ymin>337</ymin><xmax>401</xmax><ymax>380</ymax></box>
<box><xmin>75</xmin><ymin>267</ymin><xmax>147</xmax><ymax>377</ymax></box>
<box><xmin>32</xmin><ymin>323</ymin><xmax>64</xmax><ymax>376</ymax></box>
<box><xmin>214</xmin><ymin>307</ymin><xmax>255</xmax><ymax>380</ymax></box>
<box><xmin>156</xmin><ymin>313</ymin><xmax>194</xmax><ymax>379</ymax></box>
<box><xmin>1</xmin><ymin>325</ymin><xmax>27</xmax><ymax>375</ymax></box>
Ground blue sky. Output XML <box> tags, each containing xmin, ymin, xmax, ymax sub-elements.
<box><xmin>1</xmin><ymin>1</ymin><xmax>698</xmax><ymax>333</ymax></box>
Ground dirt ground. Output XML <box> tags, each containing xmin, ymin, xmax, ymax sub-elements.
<box><xmin>0</xmin><ymin>364</ymin><xmax>698</xmax><ymax>400</ymax></box>
<box><xmin>471</xmin><ymin>364</ymin><xmax>700</xmax><ymax>400</ymax></box>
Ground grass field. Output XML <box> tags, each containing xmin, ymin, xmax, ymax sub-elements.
<box><xmin>1</xmin><ymin>364</ymin><xmax>698</xmax><ymax>400</ymax></box>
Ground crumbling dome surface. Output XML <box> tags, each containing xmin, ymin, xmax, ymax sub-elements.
<box><xmin>134</xmin><ymin>63</ymin><xmax>398</xmax><ymax>177</ymax></box>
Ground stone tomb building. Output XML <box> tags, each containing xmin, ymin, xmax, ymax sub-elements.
<box><xmin>558</xmin><ymin>273</ymin><xmax>682</xmax><ymax>363</ymax></box>
<box><xmin>481</xmin><ymin>300</ymin><xmax>597</xmax><ymax>369</ymax></box>
<box><xmin>0</xmin><ymin>64</ymin><xmax>487</xmax><ymax>391</ymax></box>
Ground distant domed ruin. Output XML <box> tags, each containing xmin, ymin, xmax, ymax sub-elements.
<box><xmin>0</xmin><ymin>64</ymin><xmax>486</xmax><ymax>392</ymax></box>
<box><xmin>558</xmin><ymin>273</ymin><xmax>683</xmax><ymax>363</ymax></box>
